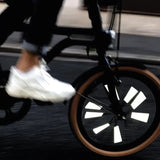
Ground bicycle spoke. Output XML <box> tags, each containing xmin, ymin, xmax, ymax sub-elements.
<box><xmin>130</xmin><ymin>91</ymin><xmax>146</xmax><ymax>110</ymax></box>
<box><xmin>124</xmin><ymin>86</ymin><xmax>138</xmax><ymax>103</ymax></box>
<box><xmin>84</xmin><ymin>111</ymin><xmax>104</xmax><ymax>119</ymax></box>
<box><xmin>115</xmin><ymin>86</ymin><xmax>120</xmax><ymax>100</ymax></box>
<box><xmin>104</xmin><ymin>84</ymin><xmax>120</xmax><ymax>101</ymax></box>
<box><xmin>130</xmin><ymin>112</ymin><xmax>149</xmax><ymax>123</ymax></box>
<box><xmin>114</xmin><ymin>125</ymin><xmax>122</xmax><ymax>143</ymax></box>
<box><xmin>93</xmin><ymin>123</ymin><xmax>110</xmax><ymax>134</ymax></box>
<box><xmin>76</xmin><ymin>92</ymin><xmax>114</xmax><ymax>115</ymax></box>
<box><xmin>85</xmin><ymin>102</ymin><xmax>102</xmax><ymax>110</ymax></box>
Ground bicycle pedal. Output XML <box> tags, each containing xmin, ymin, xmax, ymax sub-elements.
<box><xmin>34</xmin><ymin>100</ymin><xmax>54</xmax><ymax>106</ymax></box>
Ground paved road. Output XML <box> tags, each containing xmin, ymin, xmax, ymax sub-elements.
<box><xmin>1</xmin><ymin>32</ymin><xmax>160</xmax><ymax>62</ymax></box>
<box><xmin>0</xmin><ymin>55</ymin><xmax>160</xmax><ymax>160</ymax></box>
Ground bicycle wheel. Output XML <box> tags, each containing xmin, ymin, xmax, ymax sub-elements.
<box><xmin>69</xmin><ymin>65</ymin><xmax>160</xmax><ymax>157</ymax></box>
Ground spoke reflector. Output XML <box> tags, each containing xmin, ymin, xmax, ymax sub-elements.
<box><xmin>93</xmin><ymin>123</ymin><xmax>110</xmax><ymax>134</ymax></box>
<box><xmin>115</xmin><ymin>87</ymin><xmax>120</xmax><ymax>100</ymax></box>
<box><xmin>104</xmin><ymin>85</ymin><xmax>109</xmax><ymax>92</ymax></box>
<box><xmin>131</xmin><ymin>91</ymin><xmax>146</xmax><ymax>109</ymax></box>
<box><xmin>85</xmin><ymin>102</ymin><xmax>102</xmax><ymax>110</ymax></box>
<box><xmin>124</xmin><ymin>87</ymin><xmax>138</xmax><ymax>103</ymax></box>
<box><xmin>131</xmin><ymin>112</ymin><xmax>149</xmax><ymax>123</ymax></box>
<box><xmin>84</xmin><ymin>112</ymin><xmax>104</xmax><ymax>119</ymax></box>
<box><xmin>114</xmin><ymin>126</ymin><xmax>122</xmax><ymax>143</ymax></box>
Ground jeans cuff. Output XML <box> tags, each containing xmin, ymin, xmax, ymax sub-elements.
<box><xmin>22</xmin><ymin>40</ymin><xmax>48</xmax><ymax>55</ymax></box>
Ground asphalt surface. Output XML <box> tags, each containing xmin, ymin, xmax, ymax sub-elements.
<box><xmin>1</xmin><ymin>32</ymin><xmax>160</xmax><ymax>61</ymax></box>
<box><xmin>0</xmin><ymin>55</ymin><xmax>160</xmax><ymax>160</ymax></box>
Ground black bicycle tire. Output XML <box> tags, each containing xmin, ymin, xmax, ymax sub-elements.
<box><xmin>69</xmin><ymin>66</ymin><xmax>160</xmax><ymax>157</ymax></box>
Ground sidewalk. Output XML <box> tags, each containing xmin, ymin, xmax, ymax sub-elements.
<box><xmin>59</xmin><ymin>0</ymin><xmax>160</xmax><ymax>38</ymax></box>
<box><xmin>0</xmin><ymin>1</ymin><xmax>160</xmax><ymax>37</ymax></box>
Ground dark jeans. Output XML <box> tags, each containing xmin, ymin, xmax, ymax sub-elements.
<box><xmin>0</xmin><ymin>0</ymin><xmax>63</xmax><ymax>51</ymax></box>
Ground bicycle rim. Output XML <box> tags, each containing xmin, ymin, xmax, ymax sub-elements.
<box><xmin>69</xmin><ymin>66</ymin><xmax>160</xmax><ymax>157</ymax></box>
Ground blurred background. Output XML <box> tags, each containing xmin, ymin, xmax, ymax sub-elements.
<box><xmin>0</xmin><ymin>0</ymin><xmax>160</xmax><ymax>55</ymax></box>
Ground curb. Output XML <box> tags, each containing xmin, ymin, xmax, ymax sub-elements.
<box><xmin>1</xmin><ymin>44</ymin><xmax>160</xmax><ymax>65</ymax></box>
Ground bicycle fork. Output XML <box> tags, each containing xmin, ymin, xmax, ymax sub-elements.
<box><xmin>101</xmin><ymin>56</ymin><xmax>126</xmax><ymax>120</ymax></box>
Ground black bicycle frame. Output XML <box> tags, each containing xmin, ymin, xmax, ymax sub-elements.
<box><xmin>85</xmin><ymin>0</ymin><xmax>124</xmax><ymax>116</ymax></box>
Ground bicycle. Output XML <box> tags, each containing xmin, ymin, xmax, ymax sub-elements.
<box><xmin>0</xmin><ymin>0</ymin><xmax>160</xmax><ymax>158</ymax></box>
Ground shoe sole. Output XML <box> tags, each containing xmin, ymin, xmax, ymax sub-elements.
<box><xmin>6</xmin><ymin>84</ymin><xmax>75</xmax><ymax>103</ymax></box>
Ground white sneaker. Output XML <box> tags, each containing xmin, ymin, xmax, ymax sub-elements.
<box><xmin>39</xmin><ymin>58</ymin><xmax>50</xmax><ymax>71</ymax></box>
<box><xmin>6</xmin><ymin>66</ymin><xmax>76</xmax><ymax>102</ymax></box>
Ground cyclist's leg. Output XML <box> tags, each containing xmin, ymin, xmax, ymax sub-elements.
<box><xmin>85</xmin><ymin>0</ymin><xmax>112</xmax><ymax>60</ymax></box>
<box><xmin>0</xmin><ymin>0</ymin><xmax>32</xmax><ymax>45</ymax></box>
<box><xmin>17</xmin><ymin>0</ymin><xmax>64</xmax><ymax>71</ymax></box>
<box><xmin>6</xmin><ymin>0</ymin><xmax>76</xmax><ymax>102</ymax></box>
<box><xmin>23</xmin><ymin>0</ymin><xmax>64</xmax><ymax>48</ymax></box>
<box><xmin>85</xmin><ymin>0</ymin><xmax>103</xmax><ymax>33</ymax></box>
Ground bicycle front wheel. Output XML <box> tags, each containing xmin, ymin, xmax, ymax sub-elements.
<box><xmin>69</xmin><ymin>66</ymin><xmax>160</xmax><ymax>157</ymax></box>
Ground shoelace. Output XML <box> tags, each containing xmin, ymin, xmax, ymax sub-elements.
<box><xmin>39</xmin><ymin>58</ymin><xmax>50</xmax><ymax>71</ymax></box>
